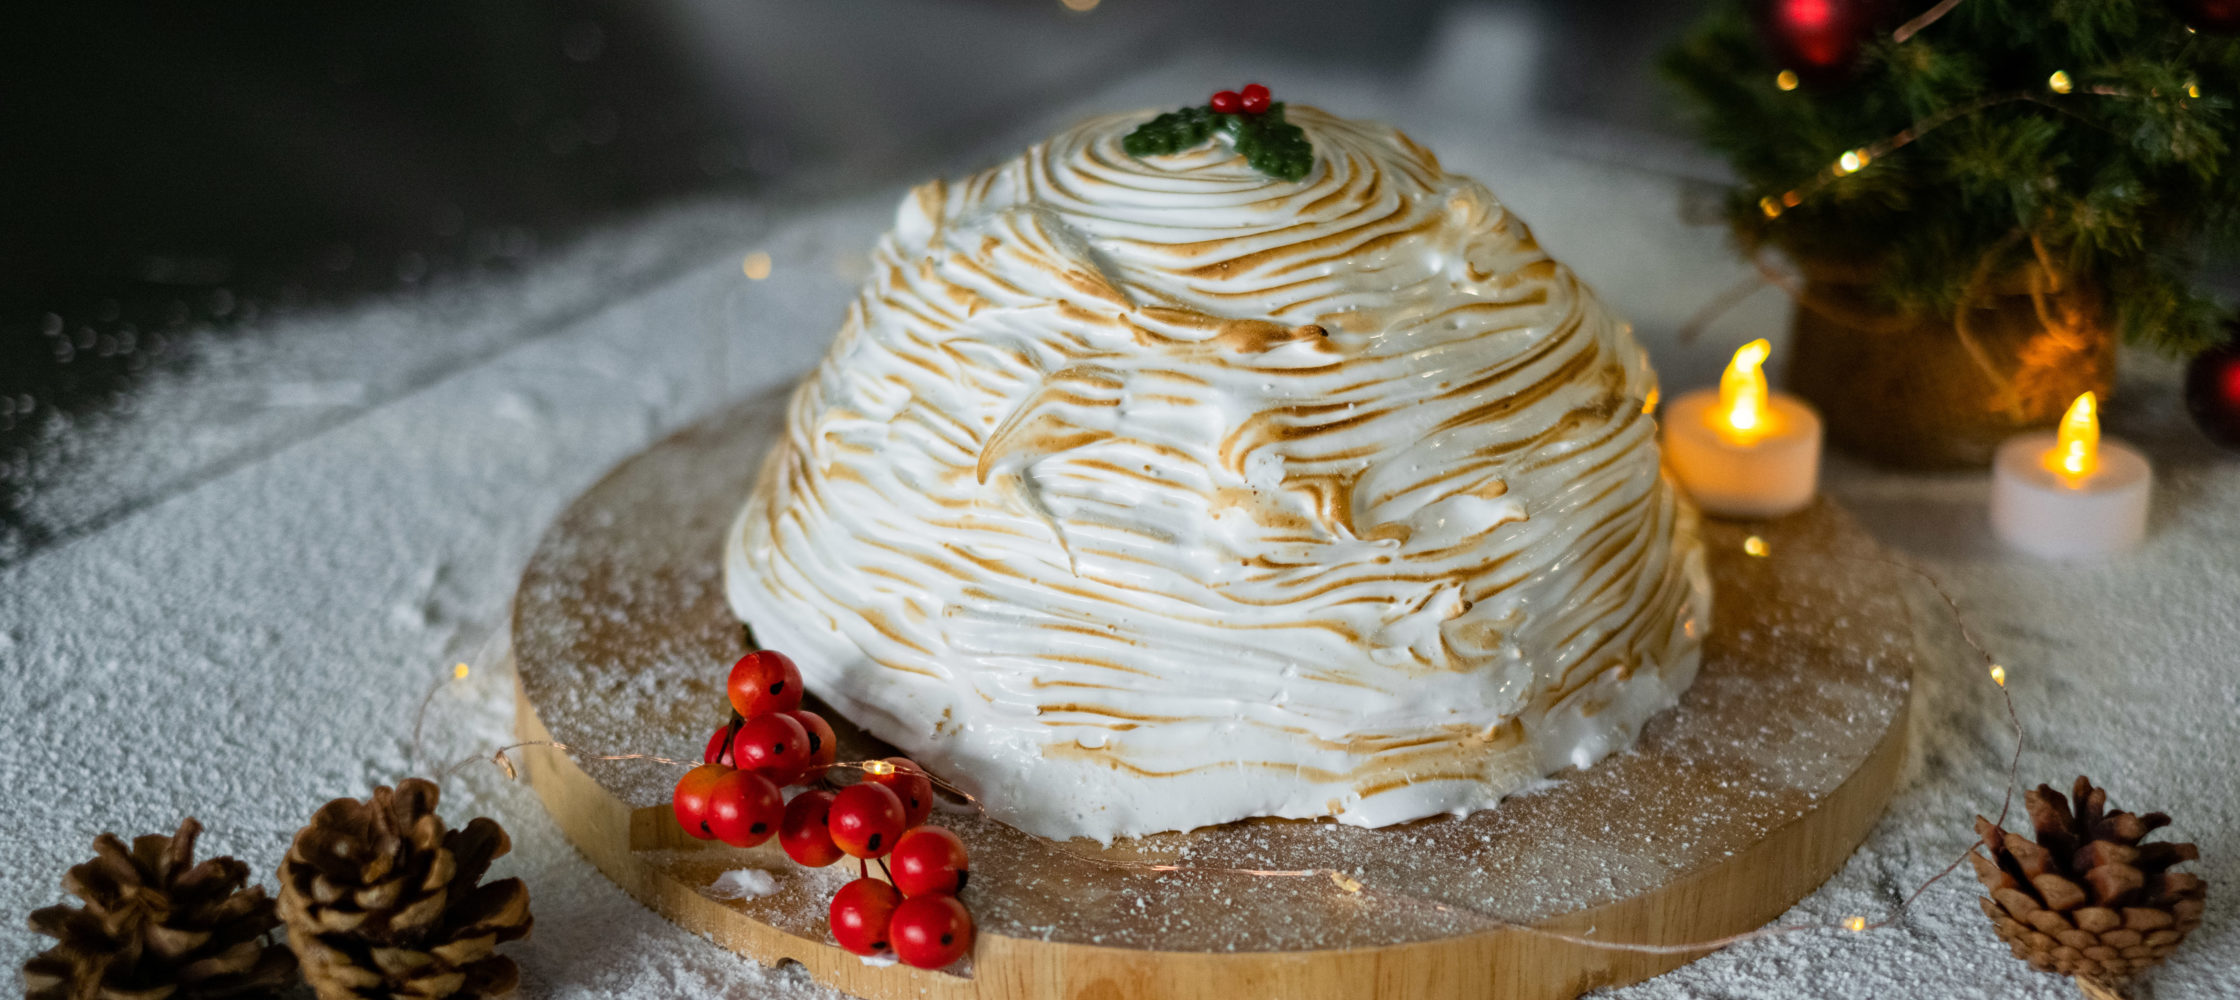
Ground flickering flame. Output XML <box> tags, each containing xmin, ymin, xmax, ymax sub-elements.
<box><xmin>2045</xmin><ymin>392</ymin><xmax>2100</xmax><ymax>481</ymax></box>
<box><xmin>1717</xmin><ymin>339</ymin><xmax>1773</xmax><ymax>443</ymax></box>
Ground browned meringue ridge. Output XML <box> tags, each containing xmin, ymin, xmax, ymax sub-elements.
<box><xmin>726</xmin><ymin>105</ymin><xmax>1711</xmax><ymax>841</ymax></box>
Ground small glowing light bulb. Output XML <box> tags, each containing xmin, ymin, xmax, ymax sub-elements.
<box><xmin>2187</xmin><ymin>82</ymin><xmax>2202</xmax><ymax>99</ymax></box>
<box><xmin>1743</xmin><ymin>535</ymin><xmax>1769</xmax><ymax>557</ymax></box>
<box><xmin>742</xmin><ymin>251</ymin><xmax>773</xmax><ymax>280</ymax></box>
<box><xmin>1836</xmin><ymin>149</ymin><xmax>1868</xmax><ymax>174</ymax></box>
<box><xmin>1759</xmin><ymin>196</ymin><xmax>1784</xmax><ymax>219</ymax></box>
<box><xmin>1775</xmin><ymin>70</ymin><xmax>1800</xmax><ymax>91</ymax></box>
<box><xmin>1844</xmin><ymin>916</ymin><xmax>1868</xmax><ymax>932</ymax></box>
<box><xmin>1330</xmin><ymin>871</ymin><xmax>1364</xmax><ymax>893</ymax></box>
<box><xmin>2049</xmin><ymin>70</ymin><xmax>2073</xmax><ymax>94</ymax></box>
<box><xmin>1990</xmin><ymin>664</ymin><xmax>2007</xmax><ymax>687</ymax></box>
<box><xmin>1716</xmin><ymin>339</ymin><xmax>1774</xmax><ymax>444</ymax></box>
<box><xmin>1642</xmin><ymin>388</ymin><xmax>1660</xmax><ymax>416</ymax></box>
<box><xmin>861</xmin><ymin>760</ymin><xmax>896</xmax><ymax>776</ymax></box>
<box><xmin>454</xmin><ymin>662</ymin><xmax>471</xmax><ymax>680</ymax></box>
<box><xmin>2045</xmin><ymin>392</ymin><xmax>2101</xmax><ymax>482</ymax></box>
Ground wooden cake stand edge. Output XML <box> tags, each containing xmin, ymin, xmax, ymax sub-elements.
<box><xmin>514</xmin><ymin>664</ymin><xmax>1908</xmax><ymax>1000</ymax></box>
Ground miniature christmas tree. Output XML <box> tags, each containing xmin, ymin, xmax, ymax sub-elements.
<box><xmin>1664</xmin><ymin>0</ymin><xmax>2240</xmax><ymax>352</ymax></box>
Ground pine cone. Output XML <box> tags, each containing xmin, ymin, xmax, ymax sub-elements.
<box><xmin>22</xmin><ymin>817</ymin><xmax>298</xmax><ymax>1000</ymax></box>
<box><xmin>277</xmin><ymin>780</ymin><xmax>531</xmax><ymax>1000</ymax></box>
<box><xmin>1972</xmin><ymin>777</ymin><xmax>2206</xmax><ymax>988</ymax></box>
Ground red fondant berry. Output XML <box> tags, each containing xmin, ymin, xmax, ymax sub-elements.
<box><xmin>890</xmin><ymin>825</ymin><xmax>970</xmax><ymax>897</ymax></box>
<box><xmin>704</xmin><ymin>768</ymin><xmax>784</xmax><ymax>848</ymax></box>
<box><xmin>785</xmin><ymin>709</ymin><xmax>838</xmax><ymax>777</ymax></box>
<box><xmin>1239</xmin><ymin>83</ymin><xmax>1271</xmax><ymax>114</ymax></box>
<box><xmin>868</xmin><ymin>757</ymin><xmax>935</xmax><ymax>828</ymax></box>
<box><xmin>829</xmin><ymin>782</ymin><xmax>907</xmax><ymax>858</ymax></box>
<box><xmin>702</xmin><ymin>719</ymin><xmax>738</xmax><ymax>767</ymax></box>
<box><xmin>672</xmin><ymin>764</ymin><xmax>731</xmax><ymax>840</ymax></box>
<box><xmin>1209</xmin><ymin>90</ymin><xmax>1242</xmax><ymax>114</ymax></box>
<box><xmin>727</xmin><ymin>650</ymin><xmax>804</xmax><ymax>717</ymax></box>
<box><xmin>890</xmin><ymin>893</ymin><xmax>975</xmax><ymax>969</ymax></box>
<box><xmin>829</xmin><ymin>877</ymin><xmax>903</xmax><ymax>956</ymax></box>
<box><xmin>730</xmin><ymin>712</ymin><xmax>811</xmax><ymax>785</ymax></box>
<box><xmin>779</xmin><ymin>788</ymin><xmax>845</xmax><ymax>867</ymax></box>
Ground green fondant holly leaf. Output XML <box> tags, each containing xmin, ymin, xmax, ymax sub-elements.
<box><xmin>1123</xmin><ymin>101</ymin><xmax>1314</xmax><ymax>182</ymax></box>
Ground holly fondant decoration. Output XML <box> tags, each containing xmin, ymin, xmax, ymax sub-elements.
<box><xmin>1123</xmin><ymin>83</ymin><xmax>1315</xmax><ymax>181</ymax></box>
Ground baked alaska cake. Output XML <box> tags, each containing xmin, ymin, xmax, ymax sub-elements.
<box><xmin>725</xmin><ymin>98</ymin><xmax>1711</xmax><ymax>842</ymax></box>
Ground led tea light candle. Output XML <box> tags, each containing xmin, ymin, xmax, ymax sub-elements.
<box><xmin>1991</xmin><ymin>392</ymin><xmax>2151</xmax><ymax>560</ymax></box>
<box><xmin>1662</xmin><ymin>339</ymin><xmax>1824</xmax><ymax>519</ymax></box>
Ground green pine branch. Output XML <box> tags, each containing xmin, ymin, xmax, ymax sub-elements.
<box><xmin>1663</xmin><ymin>0</ymin><xmax>2240</xmax><ymax>352</ymax></box>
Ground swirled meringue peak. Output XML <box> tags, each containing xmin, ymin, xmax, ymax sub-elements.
<box><xmin>726</xmin><ymin>106</ymin><xmax>1711</xmax><ymax>842</ymax></box>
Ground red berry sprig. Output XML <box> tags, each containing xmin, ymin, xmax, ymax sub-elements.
<box><xmin>891</xmin><ymin>826</ymin><xmax>970</xmax><ymax>897</ymax></box>
<box><xmin>866</xmin><ymin>757</ymin><xmax>935</xmax><ymax>829</ymax></box>
<box><xmin>727</xmin><ymin>650</ymin><xmax>804</xmax><ymax>717</ymax></box>
<box><xmin>830</xmin><ymin>782</ymin><xmax>907</xmax><ymax>859</ymax></box>
<box><xmin>1123</xmin><ymin>84</ymin><xmax>1313</xmax><ymax>181</ymax></box>
<box><xmin>890</xmin><ymin>893</ymin><xmax>975</xmax><ymax>969</ymax></box>
<box><xmin>829</xmin><ymin>878</ymin><xmax>903</xmax><ymax>956</ymax></box>
<box><xmin>670</xmin><ymin>645</ymin><xmax>978</xmax><ymax>970</ymax></box>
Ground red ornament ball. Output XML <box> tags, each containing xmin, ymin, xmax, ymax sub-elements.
<box><xmin>730</xmin><ymin>712</ymin><xmax>811</xmax><ymax>785</ymax></box>
<box><xmin>889</xmin><ymin>893</ymin><xmax>975</xmax><ymax>969</ymax></box>
<box><xmin>727</xmin><ymin>650</ymin><xmax>804</xmax><ymax>718</ymax></box>
<box><xmin>2186</xmin><ymin>334</ymin><xmax>2240</xmax><ymax>450</ymax></box>
<box><xmin>703</xmin><ymin>768</ymin><xmax>784</xmax><ymax>847</ymax></box>
<box><xmin>780</xmin><ymin>788</ymin><xmax>846</xmax><ymax>867</ymax></box>
<box><xmin>2169</xmin><ymin>0</ymin><xmax>2240</xmax><ymax>33</ymax></box>
<box><xmin>672</xmin><ymin>764</ymin><xmax>731</xmax><ymax>840</ymax></box>
<box><xmin>1239</xmin><ymin>83</ymin><xmax>1271</xmax><ymax>114</ymax></box>
<box><xmin>829</xmin><ymin>877</ymin><xmax>904</xmax><ymax>956</ymax></box>
<box><xmin>1754</xmin><ymin>0</ymin><xmax>1887</xmax><ymax>85</ymax></box>
<box><xmin>1209</xmin><ymin>89</ymin><xmax>1242</xmax><ymax>114</ymax></box>
<box><xmin>829</xmin><ymin>782</ymin><xmax>907</xmax><ymax>858</ymax></box>
<box><xmin>785</xmin><ymin>709</ymin><xmax>838</xmax><ymax>776</ymax></box>
<box><xmin>867</xmin><ymin>757</ymin><xmax>935</xmax><ymax>829</ymax></box>
<box><xmin>890</xmin><ymin>825</ymin><xmax>970</xmax><ymax>897</ymax></box>
<box><xmin>702</xmin><ymin>720</ymin><xmax>737</xmax><ymax>767</ymax></box>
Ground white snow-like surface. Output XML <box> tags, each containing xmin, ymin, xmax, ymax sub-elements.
<box><xmin>708</xmin><ymin>869</ymin><xmax>782</xmax><ymax>901</ymax></box>
<box><xmin>4</xmin><ymin>37</ymin><xmax>2236</xmax><ymax>1000</ymax></box>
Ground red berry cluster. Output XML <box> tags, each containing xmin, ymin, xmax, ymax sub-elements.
<box><xmin>1208</xmin><ymin>82</ymin><xmax>1272</xmax><ymax>115</ymax></box>
<box><xmin>670</xmin><ymin>649</ymin><xmax>975</xmax><ymax>970</ymax></box>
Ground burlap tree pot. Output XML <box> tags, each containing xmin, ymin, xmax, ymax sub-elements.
<box><xmin>1784</xmin><ymin>263</ymin><xmax>2115</xmax><ymax>469</ymax></box>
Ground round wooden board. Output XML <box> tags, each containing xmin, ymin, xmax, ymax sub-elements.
<box><xmin>511</xmin><ymin>391</ymin><xmax>1917</xmax><ymax>1000</ymax></box>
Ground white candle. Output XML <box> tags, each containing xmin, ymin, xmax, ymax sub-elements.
<box><xmin>1661</xmin><ymin>339</ymin><xmax>1823</xmax><ymax>520</ymax></box>
<box><xmin>1991</xmin><ymin>392</ymin><xmax>2151</xmax><ymax>560</ymax></box>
